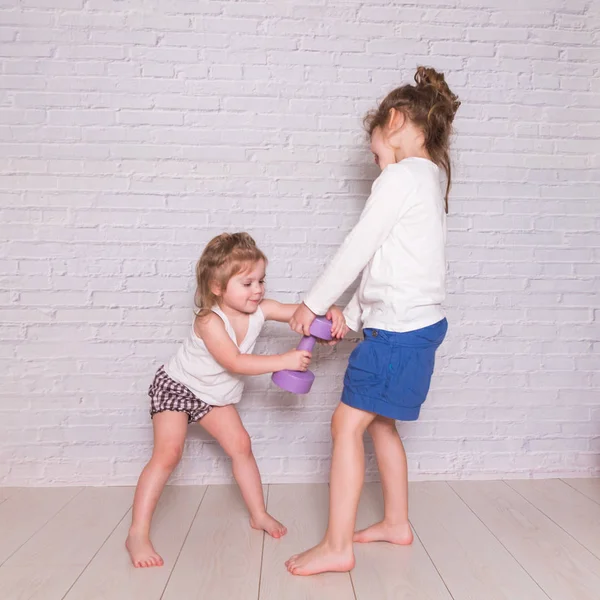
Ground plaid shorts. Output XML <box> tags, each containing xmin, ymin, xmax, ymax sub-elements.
<box><xmin>148</xmin><ymin>366</ymin><xmax>213</xmax><ymax>424</ymax></box>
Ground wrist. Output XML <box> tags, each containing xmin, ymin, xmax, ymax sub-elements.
<box><xmin>275</xmin><ymin>354</ymin><xmax>286</xmax><ymax>370</ymax></box>
<box><xmin>302</xmin><ymin>299</ymin><xmax>320</xmax><ymax>317</ymax></box>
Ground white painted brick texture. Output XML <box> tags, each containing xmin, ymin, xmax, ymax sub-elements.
<box><xmin>1</xmin><ymin>0</ymin><xmax>599</xmax><ymax>485</ymax></box>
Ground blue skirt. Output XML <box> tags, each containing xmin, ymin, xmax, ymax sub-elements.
<box><xmin>341</xmin><ymin>319</ymin><xmax>447</xmax><ymax>421</ymax></box>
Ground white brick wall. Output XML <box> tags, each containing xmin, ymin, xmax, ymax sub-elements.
<box><xmin>1</xmin><ymin>0</ymin><xmax>599</xmax><ymax>486</ymax></box>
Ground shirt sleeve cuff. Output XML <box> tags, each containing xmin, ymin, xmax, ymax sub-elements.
<box><xmin>303</xmin><ymin>294</ymin><xmax>329</xmax><ymax>317</ymax></box>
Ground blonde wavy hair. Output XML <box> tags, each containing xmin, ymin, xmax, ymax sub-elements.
<box><xmin>194</xmin><ymin>232</ymin><xmax>267</xmax><ymax>318</ymax></box>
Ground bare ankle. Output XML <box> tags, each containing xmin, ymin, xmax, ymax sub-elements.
<box><xmin>128</xmin><ymin>525</ymin><xmax>150</xmax><ymax>538</ymax></box>
<box><xmin>323</xmin><ymin>537</ymin><xmax>353</xmax><ymax>554</ymax></box>
<box><xmin>383</xmin><ymin>518</ymin><xmax>410</xmax><ymax>527</ymax></box>
<box><xmin>249</xmin><ymin>509</ymin><xmax>268</xmax><ymax>521</ymax></box>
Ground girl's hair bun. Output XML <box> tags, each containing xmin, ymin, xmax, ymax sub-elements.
<box><xmin>415</xmin><ymin>66</ymin><xmax>461</xmax><ymax>120</ymax></box>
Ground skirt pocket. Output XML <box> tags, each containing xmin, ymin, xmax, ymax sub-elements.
<box><xmin>392</xmin><ymin>348</ymin><xmax>436</xmax><ymax>408</ymax></box>
<box><xmin>343</xmin><ymin>340</ymin><xmax>389</xmax><ymax>397</ymax></box>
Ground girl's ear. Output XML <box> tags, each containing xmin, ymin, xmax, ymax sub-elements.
<box><xmin>209</xmin><ymin>280</ymin><xmax>222</xmax><ymax>297</ymax></box>
<box><xmin>388</xmin><ymin>107</ymin><xmax>405</xmax><ymax>131</ymax></box>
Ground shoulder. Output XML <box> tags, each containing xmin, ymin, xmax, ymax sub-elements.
<box><xmin>395</xmin><ymin>158</ymin><xmax>439</xmax><ymax>184</ymax></box>
<box><xmin>194</xmin><ymin>310</ymin><xmax>226</xmax><ymax>340</ymax></box>
<box><xmin>384</xmin><ymin>160</ymin><xmax>422</xmax><ymax>181</ymax></box>
<box><xmin>371</xmin><ymin>162</ymin><xmax>417</xmax><ymax>194</ymax></box>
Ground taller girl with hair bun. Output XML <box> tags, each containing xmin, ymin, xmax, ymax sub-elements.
<box><xmin>287</xmin><ymin>66</ymin><xmax>460</xmax><ymax>576</ymax></box>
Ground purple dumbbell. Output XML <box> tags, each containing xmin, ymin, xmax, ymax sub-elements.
<box><xmin>272</xmin><ymin>316</ymin><xmax>333</xmax><ymax>394</ymax></box>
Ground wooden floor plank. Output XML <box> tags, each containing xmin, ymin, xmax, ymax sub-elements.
<box><xmin>260</xmin><ymin>483</ymin><xmax>355</xmax><ymax>600</ymax></box>
<box><xmin>508</xmin><ymin>479</ymin><xmax>600</xmax><ymax>560</ymax></box>
<box><xmin>63</xmin><ymin>485</ymin><xmax>206</xmax><ymax>600</ymax></box>
<box><xmin>451</xmin><ymin>480</ymin><xmax>600</xmax><ymax>600</ymax></box>
<box><xmin>0</xmin><ymin>486</ymin><xmax>82</xmax><ymax>565</ymax></box>
<box><xmin>0</xmin><ymin>487</ymin><xmax>133</xmax><ymax>600</ymax></box>
<box><xmin>351</xmin><ymin>482</ymin><xmax>453</xmax><ymax>600</ymax></box>
<box><xmin>563</xmin><ymin>477</ymin><xmax>600</xmax><ymax>505</ymax></box>
<box><xmin>162</xmin><ymin>484</ymin><xmax>263</xmax><ymax>600</ymax></box>
<box><xmin>410</xmin><ymin>482</ymin><xmax>548</xmax><ymax>600</ymax></box>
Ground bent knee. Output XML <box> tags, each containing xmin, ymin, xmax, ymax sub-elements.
<box><xmin>224</xmin><ymin>431</ymin><xmax>252</xmax><ymax>458</ymax></box>
<box><xmin>331</xmin><ymin>404</ymin><xmax>373</xmax><ymax>440</ymax></box>
<box><xmin>330</xmin><ymin>405</ymin><xmax>355</xmax><ymax>439</ymax></box>
<box><xmin>152</xmin><ymin>444</ymin><xmax>184</xmax><ymax>469</ymax></box>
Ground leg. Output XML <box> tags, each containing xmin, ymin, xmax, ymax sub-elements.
<box><xmin>353</xmin><ymin>415</ymin><xmax>413</xmax><ymax>545</ymax></box>
<box><xmin>286</xmin><ymin>402</ymin><xmax>376</xmax><ymax>576</ymax></box>
<box><xmin>199</xmin><ymin>405</ymin><xmax>287</xmax><ymax>538</ymax></box>
<box><xmin>126</xmin><ymin>410</ymin><xmax>188</xmax><ymax>567</ymax></box>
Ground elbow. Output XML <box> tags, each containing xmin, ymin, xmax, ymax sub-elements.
<box><xmin>224</xmin><ymin>355</ymin><xmax>244</xmax><ymax>375</ymax></box>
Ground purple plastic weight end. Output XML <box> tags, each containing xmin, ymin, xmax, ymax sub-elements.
<box><xmin>272</xmin><ymin>369</ymin><xmax>315</xmax><ymax>394</ymax></box>
<box><xmin>309</xmin><ymin>316</ymin><xmax>333</xmax><ymax>340</ymax></box>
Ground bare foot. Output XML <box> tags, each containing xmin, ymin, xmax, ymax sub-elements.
<box><xmin>285</xmin><ymin>541</ymin><xmax>355</xmax><ymax>576</ymax></box>
<box><xmin>250</xmin><ymin>512</ymin><xmax>287</xmax><ymax>538</ymax></box>
<box><xmin>353</xmin><ymin>520</ymin><xmax>414</xmax><ymax>545</ymax></box>
<box><xmin>126</xmin><ymin>530</ymin><xmax>164</xmax><ymax>568</ymax></box>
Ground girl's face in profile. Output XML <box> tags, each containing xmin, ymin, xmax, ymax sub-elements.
<box><xmin>370</xmin><ymin>126</ymin><xmax>397</xmax><ymax>172</ymax></box>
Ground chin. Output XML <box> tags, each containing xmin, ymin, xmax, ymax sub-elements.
<box><xmin>245</xmin><ymin>300</ymin><xmax>261</xmax><ymax>313</ymax></box>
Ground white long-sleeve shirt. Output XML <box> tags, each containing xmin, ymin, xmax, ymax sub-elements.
<box><xmin>304</xmin><ymin>157</ymin><xmax>447</xmax><ymax>333</ymax></box>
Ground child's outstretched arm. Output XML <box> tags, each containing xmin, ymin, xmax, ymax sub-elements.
<box><xmin>196</xmin><ymin>312</ymin><xmax>311</xmax><ymax>376</ymax></box>
<box><xmin>260</xmin><ymin>299</ymin><xmax>300</xmax><ymax>323</ymax></box>
<box><xmin>261</xmin><ymin>299</ymin><xmax>347</xmax><ymax>339</ymax></box>
<box><xmin>291</xmin><ymin>166</ymin><xmax>415</xmax><ymax>335</ymax></box>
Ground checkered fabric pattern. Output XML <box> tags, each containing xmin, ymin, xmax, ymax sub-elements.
<box><xmin>149</xmin><ymin>366</ymin><xmax>213</xmax><ymax>424</ymax></box>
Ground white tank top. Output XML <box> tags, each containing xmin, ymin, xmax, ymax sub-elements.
<box><xmin>164</xmin><ymin>305</ymin><xmax>265</xmax><ymax>407</ymax></box>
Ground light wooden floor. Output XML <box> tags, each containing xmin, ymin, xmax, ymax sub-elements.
<box><xmin>0</xmin><ymin>479</ymin><xmax>599</xmax><ymax>600</ymax></box>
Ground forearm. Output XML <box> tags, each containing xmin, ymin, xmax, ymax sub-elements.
<box><xmin>304</xmin><ymin>167</ymin><xmax>413</xmax><ymax>315</ymax></box>
<box><xmin>229</xmin><ymin>352</ymin><xmax>284</xmax><ymax>376</ymax></box>
<box><xmin>303</xmin><ymin>205</ymin><xmax>389</xmax><ymax>315</ymax></box>
<box><xmin>271</xmin><ymin>302</ymin><xmax>301</xmax><ymax>323</ymax></box>
<box><xmin>260</xmin><ymin>299</ymin><xmax>303</xmax><ymax>323</ymax></box>
<box><xmin>304</xmin><ymin>244</ymin><xmax>361</xmax><ymax>315</ymax></box>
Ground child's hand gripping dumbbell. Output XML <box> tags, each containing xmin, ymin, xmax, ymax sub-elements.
<box><xmin>272</xmin><ymin>316</ymin><xmax>334</xmax><ymax>394</ymax></box>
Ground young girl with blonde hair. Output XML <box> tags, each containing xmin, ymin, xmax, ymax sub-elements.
<box><xmin>126</xmin><ymin>232</ymin><xmax>345</xmax><ymax>568</ymax></box>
